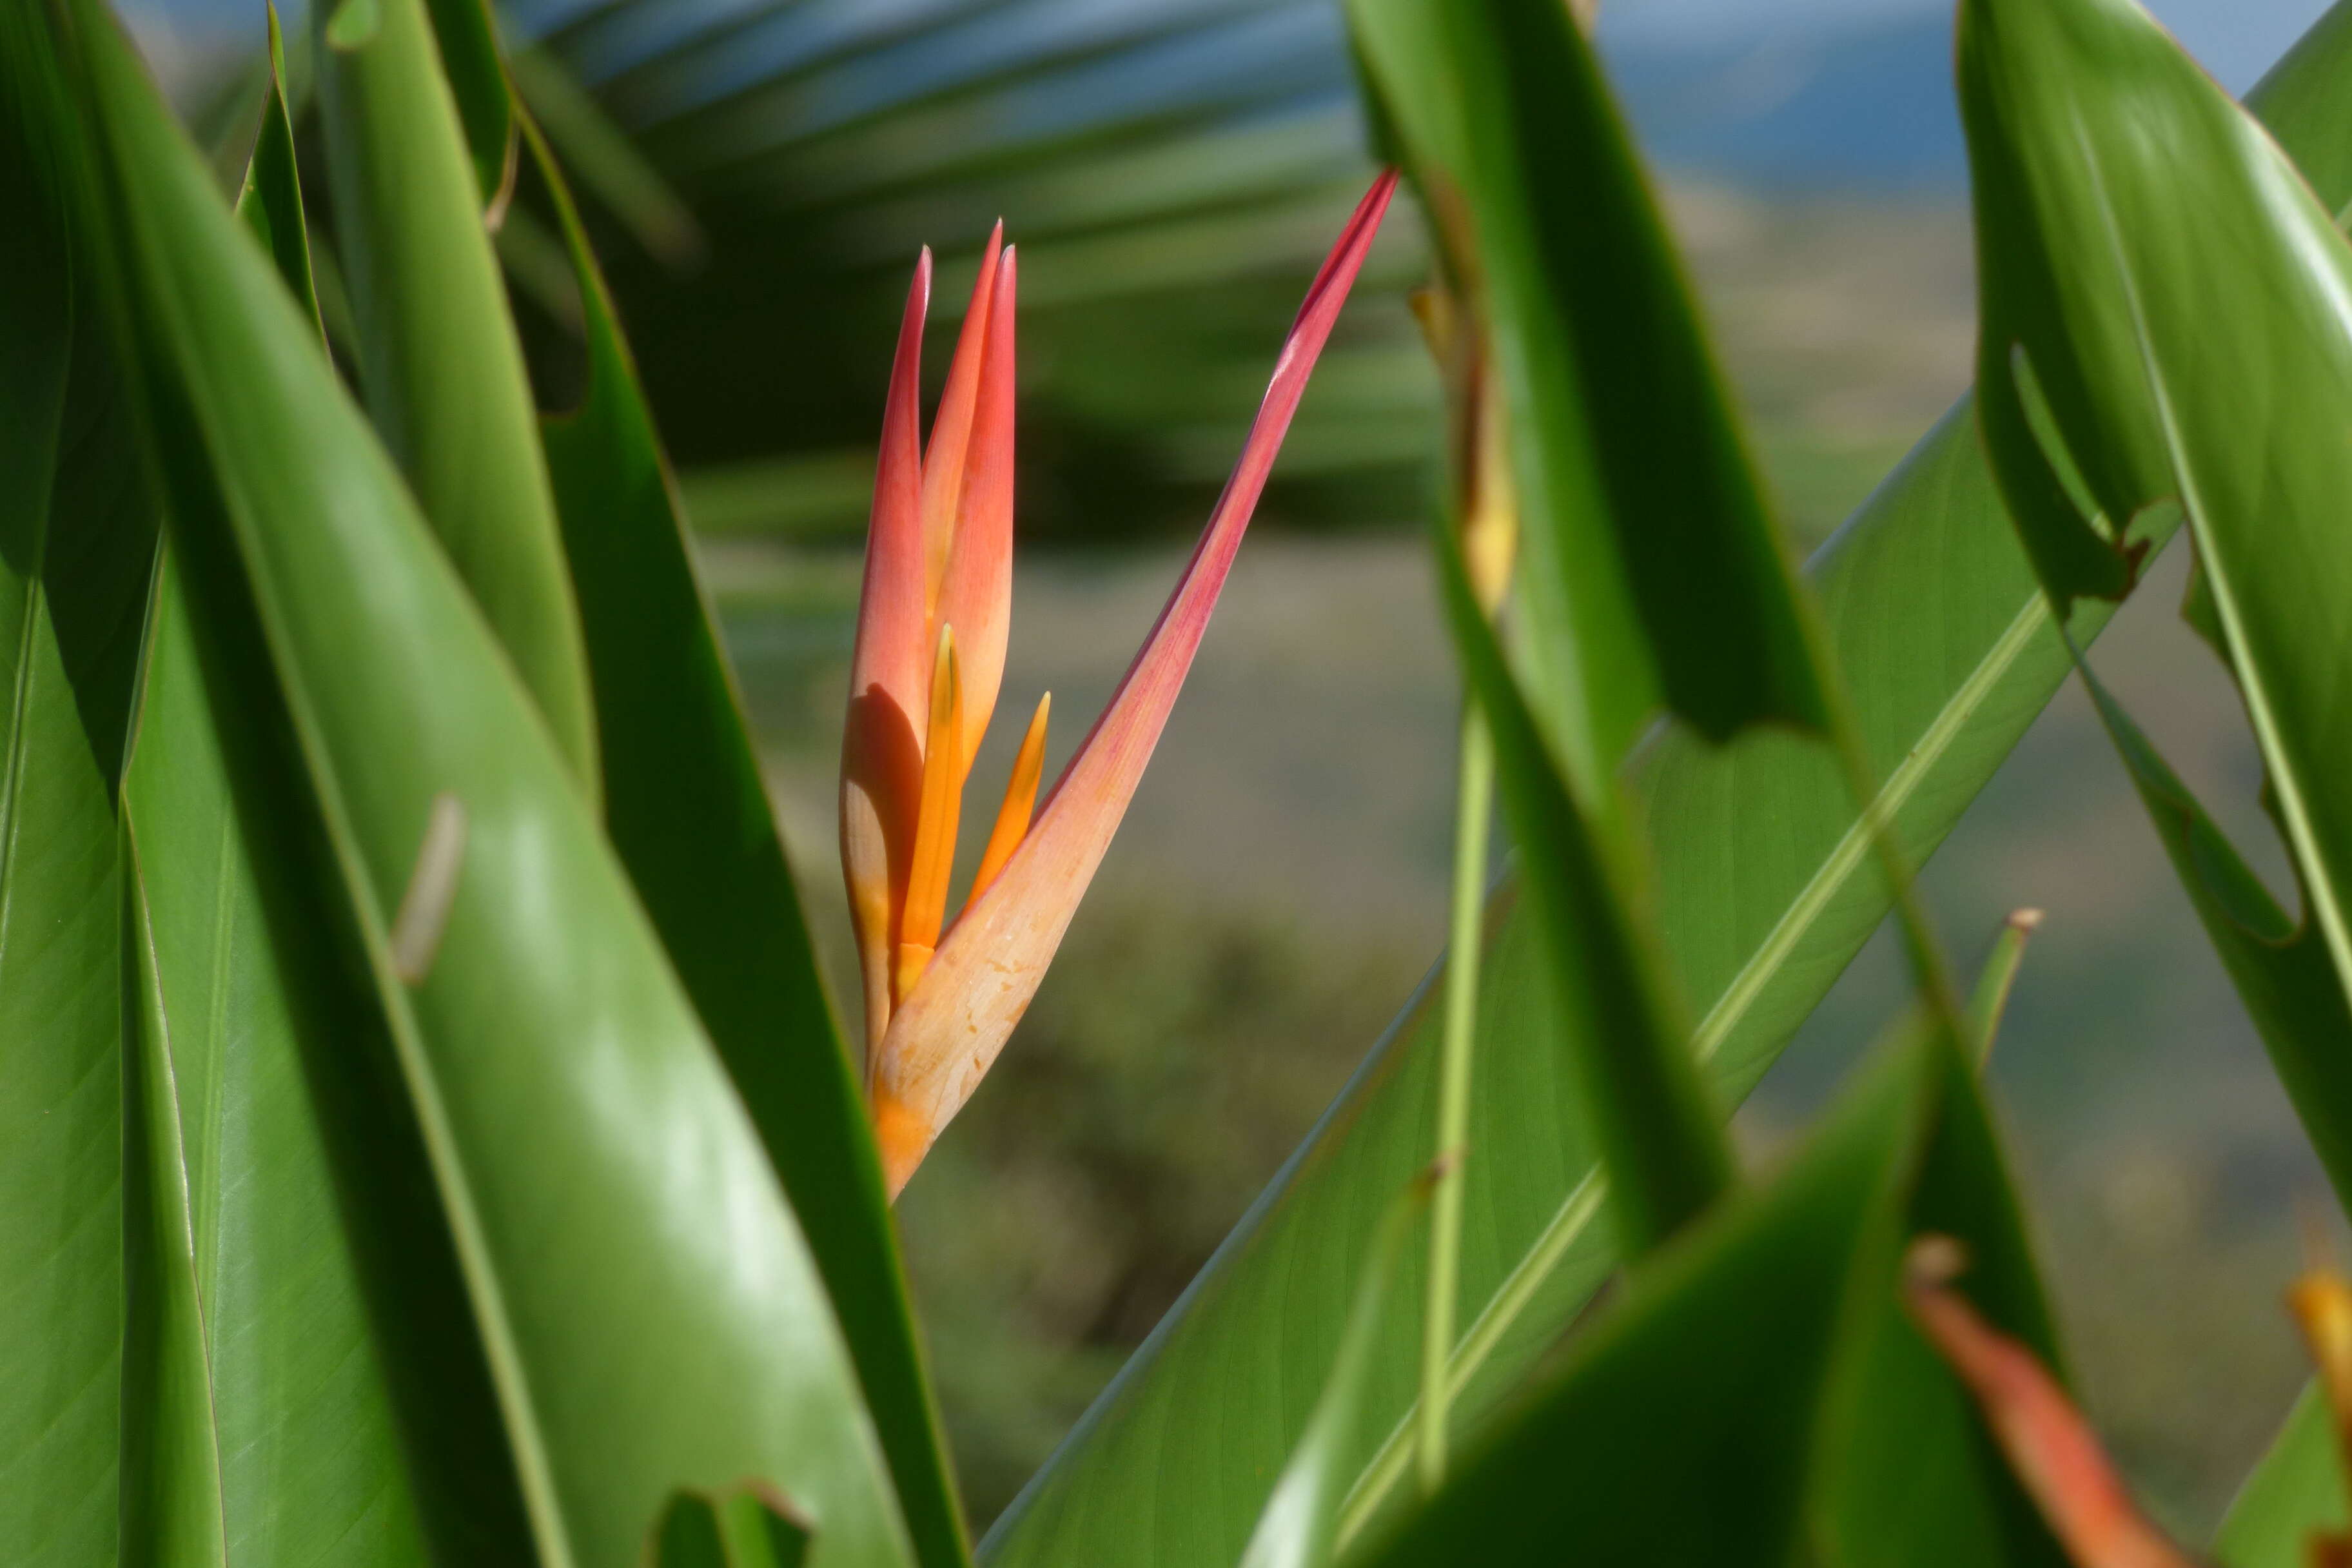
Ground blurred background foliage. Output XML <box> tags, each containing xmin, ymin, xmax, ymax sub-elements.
<box><xmin>121</xmin><ymin>0</ymin><xmax>2344</xmax><ymax>1538</ymax></box>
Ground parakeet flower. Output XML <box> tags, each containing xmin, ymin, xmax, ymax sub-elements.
<box><xmin>841</xmin><ymin>172</ymin><xmax>1397</xmax><ymax>1197</ymax></box>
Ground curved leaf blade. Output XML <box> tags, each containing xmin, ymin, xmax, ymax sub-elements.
<box><xmin>315</xmin><ymin>0</ymin><xmax>599</xmax><ymax>792</ymax></box>
<box><xmin>975</xmin><ymin>14</ymin><xmax>2352</xmax><ymax>1564</ymax></box>
<box><xmin>123</xmin><ymin>548</ymin><xmax>543</xmax><ymax>1566</ymax></box>
<box><xmin>418</xmin><ymin>0</ymin><xmax>518</xmax><ymax>216</ymax></box>
<box><xmin>1349</xmin><ymin>0</ymin><xmax>1825</xmax><ymax>797</ymax></box>
<box><xmin>73</xmin><ymin>8</ymin><xmax>916</xmax><ymax>1565</ymax></box>
<box><xmin>2077</xmin><ymin>669</ymin><xmax>2352</xmax><ymax>1210</ymax></box>
<box><xmin>0</xmin><ymin>19</ymin><xmax>155</xmax><ymax>1559</ymax></box>
<box><xmin>1239</xmin><ymin>1178</ymin><xmax>1427</xmax><ymax>1568</ymax></box>
<box><xmin>236</xmin><ymin>8</ymin><xmax>322</xmax><ymax>342</ymax></box>
<box><xmin>1432</xmin><ymin>511</ymin><xmax>1731</xmax><ymax>1253</ymax></box>
<box><xmin>1357</xmin><ymin>1031</ymin><xmax>1932</xmax><ymax>1567</ymax></box>
<box><xmin>1961</xmin><ymin>0</ymin><xmax>2352</xmax><ymax>1206</ymax></box>
<box><xmin>523</xmin><ymin>119</ymin><xmax>970</xmax><ymax>1568</ymax></box>
<box><xmin>110</xmin><ymin>61</ymin><xmax>511</xmax><ymax>1565</ymax></box>
<box><xmin>1813</xmin><ymin>1017</ymin><xmax>2069</xmax><ymax>1568</ymax></box>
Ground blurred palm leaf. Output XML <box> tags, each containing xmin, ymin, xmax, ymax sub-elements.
<box><xmin>491</xmin><ymin>0</ymin><xmax>1430</xmax><ymax>540</ymax></box>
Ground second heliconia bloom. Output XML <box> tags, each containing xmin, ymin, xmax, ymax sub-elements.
<box><xmin>841</xmin><ymin>172</ymin><xmax>1398</xmax><ymax>1198</ymax></box>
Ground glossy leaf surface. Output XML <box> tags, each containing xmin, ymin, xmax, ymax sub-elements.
<box><xmin>111</xmin><ymin>91</ymin><xmax>530</xmax><ymax>1563</ymax></box>
<box><xmin>0</xmin><ymin>22</ymin><xmax>148</xmax><ymax>1560</ymax></box>
<box><xmin>977</xmin><ymin>15</ymin><xmax>2352</xmax><ymax>1563</ymax></box>
<box><xmin>1355</xmin><ymin>1032</ymin><xmax>1929</xmax><ymax>1567</ymax></box>
<box><xmin>1812</xmin><ymin>1030</ymin><xmax>2068</xmax><ymax>1568</ymax></box>
<box><xmin>1961</xmin><ymin>0</ymin><xmax>2352</xmax><ymax>1216</ymax></box>
<box><xmin>1431</xmin><ymin>510</ymin><xmax>1731</xmax><ymax>1255</ymax></box>
<box><xmin>1348</xmin><ymin>0</ymin><xmax>1825</xmax><ymax>801</ymax></box>
<box><xmin>524</xmin><ymin>120</ymin><xmax>968</xmax><ymax>1568</ymax></box>
<box><xmin>73</xmin><ymin>7</ymin><xmax>914</xmax><ymax>1564</ymax></box>
<box><xmin>1237</xmin><ymin>1180</ymin><xmax>1426</xmax><ymax>1568</ymax></box>
<box><xmin>315</xmin><ymin>0</ymin><xmax>598</xmax><ymax>790</ymax></box>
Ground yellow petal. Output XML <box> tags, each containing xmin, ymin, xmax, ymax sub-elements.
<box><xmin>892</xmin><ymin>625</ymin><xmax>963</xmax><ymax>1008</ymax></box>
<box><xmin>966</xmin><ymin>692</ymin><xmax>1049</xmax><ymax>908</ymax></box>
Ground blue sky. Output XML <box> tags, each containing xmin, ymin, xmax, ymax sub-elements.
<box><xmin>1601</xmin><ymin>0</ymin><xmax>2333</xmax><ymax>91</ymax></box>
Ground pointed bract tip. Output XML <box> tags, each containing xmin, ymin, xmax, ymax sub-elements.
<box><xmin>870</xmin><ymin>175</ymin><xmax>1393</xmax><ymax>1193</ymax></box>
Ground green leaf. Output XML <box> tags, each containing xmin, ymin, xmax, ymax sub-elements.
<box><xmin>1961</xmin><ymin>0</ymin><xmax>2352</xmax><ymax>1200</ymax></box>
<box><xmin>1348</xmin><ymin>0</ymin><xmax>1826</xmax><ymax>801</ymax></box>
<box><xmin>0</xmin><ymin>17</ymin><xmax>157</xmax><ymax>1560</ymax></box>
<box><xmin>1811</xmin><ymin>1016</ymin><xmax>2067</xmax><ymax>1568</ymax></box>
<box><xmin>2077</xmin><ymin>671</ymin><xmax>2352</xmax><ymax>1209</ymax></box>
<box><xmin>121</xmin><ymin>554</ymin><xmax>542</xmax><ymax>1566</ymax></box>
<box><xmin>1963</xmin><ymin>910</ymin><xmax>2039</xmax><ymax>1060</ymax></box>
<box><xmin>522</xmin><ymin>119</ymin><xmax>970</xmax><ymax>1568</ymax></box>
<box><xmin>2215</xmin><ymin>1385</ymin><xmax>2345</xmax><ymax>1568</ymax></box>
<box><xmin>117</xmin><ymin>836</ymin><xmax>230</xmax><ymax>1568</ymax></box>
<box><xmin>1355</xmin><ymin>1031</ymin><xmax>1931</xmax><ymax>1567</ymax></box>
<box><xmin>651</xmin><ymin>1486</ymin><xmax>812</xmax><ymax>1568</ymax></box>
<box><xmin>236</xmin><ymin>8</ymin><xmax>322</xmax><ymax>342</ymax></box>
<box><xmin>72</xmin><ymin>6</ymin><xmax>916</xmax><ymax>1565</ymax></box>
<box><xmin>975</xmin><ymin>14</ymin><xmax>2352</xmax><ymax>1566</ymax></box>
<box><xmin>111</xmin><ymin>98</ymin><xmax>534</xmax><ymax>1561</ymax></box>
<box><xmin>1431</xmin><ymin>512</ymin><xmax>1732</xmax><ymax>1255</ymax></box>
<box><xmin>315</xmin><ymin>0</ymin><xmax>598</xmax><ymax>793</ymax></box>
<box><xmin>417</xmin><ymin>0</ymin><xmax>517</xmax><ymax>217</ymax></box>
<box><xmin>1239</xmin><ymin>1177</ymin><xmax>1428</xmax><ymax>1568</ymax></box>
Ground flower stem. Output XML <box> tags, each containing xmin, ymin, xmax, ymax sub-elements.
<box><xmin>1418</xmin><ymin>694</ymin><xmax>1493</xmax><ymax>1494</ymax></box>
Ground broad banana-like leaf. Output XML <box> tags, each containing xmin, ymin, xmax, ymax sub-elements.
<box><xmin>1959</xmin><ymin>0</ymin><xmax>2352</xmax><ymax>1210</ymax></box>
<box><xmin>0</xmin><ymin>20</ymin><xmax>155</xmax><ymax>1562</ymax></box>
<box><xmin>1432</xmin><ymin>513</ymin><xmax>1730</xmax><ymax>1252</ymax></box>
<box><xmin>66</xmin><ymin>5</ymin><xmax>915</xmax><ymax>1564</ymax></box>
<box><xmin>1355</xmin><ymin>1027</ymin><xmax>1936</xmax><ymax>1566</ymax></box>
<box><xmin>2214</xmin><ymin>1387</ymin><xmax>2344</xmax><ymax>1568</ymax></box>
<box><xmin>522</xmin><ymin>119</ymin><xmax>970</xmax><ymax>1568</ymax></box>
<box><xmin>1810</xmin><ymin>994</ymin><xmax>2067</xmax><ymax>1568</ymax></box>
<box><xmin>1349</xmin><ymin>0</ymin><xmax>1825</xmax><ymax>805</ymax></box>
<box><xmin>110</xmin><ymin>77</ymin><xmax>534</xmax><ymax>1563</ymax></box>
<box><xmin>315</xmin><ymin>0</ymin><xmax>599</xmax><ymax>792</ymax></box>
<box><xmin>976</xmin><ymin>12</ymin><xmax>2352</xmax><ymax>1563</ymax></box>
<box><xmin>119</xmin><ymin>554</ymin><xmax>541</xmax><ymax>1565</ymax></box>
<box><xmin>1355</xmin><ymin>1004</ymin><xmax>2055</xmax><ymax>1568</ymax></box>
<box><xmin>1238</xmin><ymin>1179</ymin><xmax>1427</xmax><ymax>1568</ymax></box>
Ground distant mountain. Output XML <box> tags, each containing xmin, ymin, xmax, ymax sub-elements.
<box><xmin>1606</xmin><ymin>14</ymin><xmax>1967</xmax><ymax>192</ymax></box>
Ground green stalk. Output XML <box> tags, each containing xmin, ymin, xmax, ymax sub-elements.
<box><xmin>1965</xmin><ymin>908</ymin><xmax>2042</xmax><ymax>1064</ymax></box>
<box><xmin>1418</xmin><ymin>695</ymin><xmax>1494</xmax><ymax>1494</ymax></box>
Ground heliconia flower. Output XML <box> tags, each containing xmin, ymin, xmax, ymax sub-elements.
<box><xmin>841</xmin><ymin>172</ymin><xmax>1398</xmax><ymax>1197</ymax></box>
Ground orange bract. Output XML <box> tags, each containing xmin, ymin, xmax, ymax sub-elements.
<box><xmin>841</xmin><ymin>173</ymin><xmax>1399</xmax><ymax>1197</ymax></box>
